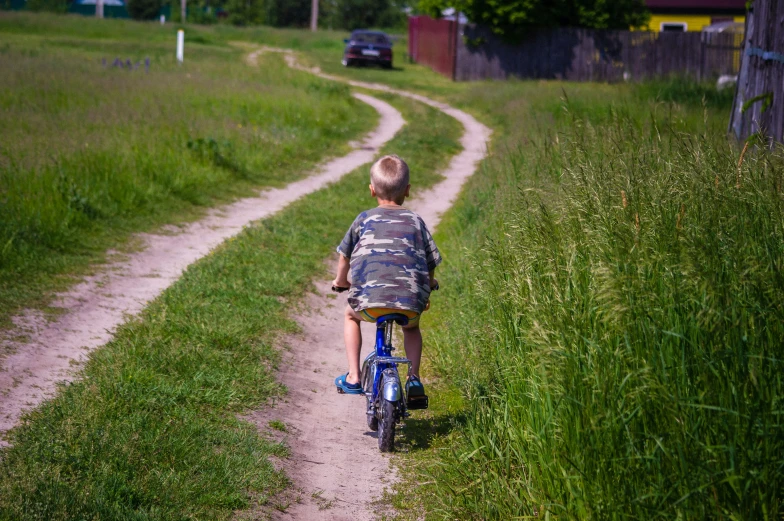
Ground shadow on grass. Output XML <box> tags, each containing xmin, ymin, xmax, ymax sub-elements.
<box><xmin>398</xmin><ymin>409</ymin><xmax>466</xmax><ymax>451</ymax></box>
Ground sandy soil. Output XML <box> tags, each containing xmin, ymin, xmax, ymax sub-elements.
<box><xmin>243</xmin><ymin>49</ymin><xmax>492</xmax><ymax>520</ymax></box>
<box><xmin>0</xmin><ymin>91</ymin><xmax>404</xmax><ymax>440</ymax></box>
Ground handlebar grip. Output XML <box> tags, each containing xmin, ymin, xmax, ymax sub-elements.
<box><xmin>332</xmin><ymin>285</ymin><xmax>350</xmax><ymax>293</ymax></box>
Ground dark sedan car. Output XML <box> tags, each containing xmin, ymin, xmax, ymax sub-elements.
<box><xmin>342</xmin><ymin>30</ymin><xmax>393</xmax><ymax>69</ymax></box>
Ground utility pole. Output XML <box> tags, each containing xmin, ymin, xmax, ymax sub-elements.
<box><xmin>181</xmin><ymin>0</ymin><xmax>187</xmax><ymax>23</ymax></box>
<box><xmin>310</xmin><ymin>0</ymin><xmax>318</xmax><ymax>31</ymax></box>
<box><xmin>96</xmin><ymin>0</ymin><xmax>104</xmax><ymax>18</ymax></box>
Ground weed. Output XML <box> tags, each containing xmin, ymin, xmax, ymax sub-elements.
<box><xmin>268</xmin><ymin>420</ymin><xmax>287</xmax><ymax>432</ymax></box>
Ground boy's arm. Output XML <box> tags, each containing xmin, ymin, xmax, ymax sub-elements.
<box><xmin>429</xmin><ymin>270</ymin><xmax>439</xmax><ymax>290</ymax></box>
<box><xmin>333</xmin><ymin>253</ymin><xmax>351</xmax><ymax>288</ymax></box>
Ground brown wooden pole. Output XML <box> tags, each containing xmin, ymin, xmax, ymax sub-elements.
<box><xmin>310</xmin><ymin>0</ymin><xmax>318</xmax><ymax>32</ymax></box>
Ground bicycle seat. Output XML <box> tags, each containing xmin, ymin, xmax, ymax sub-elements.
<box><xmin>376</xmin><ymin>313</ymin><xmax>410</xmax><ymax>327</ymax></box>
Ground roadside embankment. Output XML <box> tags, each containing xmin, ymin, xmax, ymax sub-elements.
<box><xmin>390</xmin><ymin>80</ymin><xmax>784</xmax><ymax>520</ymax></box>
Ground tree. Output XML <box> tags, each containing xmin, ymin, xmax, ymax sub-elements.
<box><xmin>266</xmin><ymin>0</ymin><xmax>311</xmax><ymax>27</ymax></box>
<box><xmin>225</xmin><ymin>0</ymin><xmax>265</xmax><ymax>25</ymax></box>
<box><xmin>25</xmin><ymin>0</ymin><xmax>68</xmax><ymax>13</ymax></box>
<box><xmin>323</xmin><ymin>0</ymin><xmax>406</xmax><ymax>30</ymax></box>
<box><xmin>418</xmin><ymin>0</ymin><xmax>649</xmax><ymax>39</ymax></box>
<box><xmin>127</xmin><ymin>0</ymin><xmax>162</xmax><ymax>19</ymax></box>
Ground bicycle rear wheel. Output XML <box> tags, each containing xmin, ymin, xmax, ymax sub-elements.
<box><xmin>378</xmin><ymin>399</ymin><xmax>396</xmax><ymax>452</ymax></box>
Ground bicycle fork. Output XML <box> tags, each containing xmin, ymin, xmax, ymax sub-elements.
<box><xmin>361</xmin><ymin>319</ymin><xmax>410</xmax><ymax>427</ymax></box>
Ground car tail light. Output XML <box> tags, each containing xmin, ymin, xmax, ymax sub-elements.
<box><xmin>380</xmin><ymin>49</ymin><xmax>391</xmax><ymax>56</ymax></box>
<box><xmin>349</xmin><ymin>46</ymin><xmax>362</xmax><ymax>54</ymax></box>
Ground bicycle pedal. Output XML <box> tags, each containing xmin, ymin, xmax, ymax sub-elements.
<box><xmin>407</xmin><ymin>395</ymin><xmax>428</xmax><ymax>410</ymax></box>
<box><xmin>336</xmin><ymin>386</ymin><xmax>344</xmax><ymax>394</ymax></box>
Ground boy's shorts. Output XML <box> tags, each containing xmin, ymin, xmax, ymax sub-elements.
<box><xmin>358</xmin><ymin>307</ymin><xmax>420</xmax><ymax>327</ymax></box>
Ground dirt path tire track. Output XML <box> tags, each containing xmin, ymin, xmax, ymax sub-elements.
<box><xmin>0</xmin><ymin>92</ymin><xmax>404</xmax><ymax>440</ymax></box>
<box><xmin>244</xmin><ymin>49</ymin><xmax>491</xmax><ymax>520</ymax></box>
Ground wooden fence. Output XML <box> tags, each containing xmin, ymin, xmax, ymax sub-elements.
<box><xmin>408</xmin><ymin>16</ymin><xmax>459</xmax><ymax>79</ymax></box>
<box><xmin>729</xmin><ymin>0</ymin><xmax>784</xmax><ymax>145</ymax></box>
<box><xmin>456</xmin><ymin>25</ymin><xmax>743</xmax><ymax>82</ymax></box>
<box><xmin>408</xmin><ymin>16</ymin><xmax>744</xmax><ymax>83</ymax></box>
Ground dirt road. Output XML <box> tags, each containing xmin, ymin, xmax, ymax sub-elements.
<box><xmin>0</xmin><ymin>47</ymin><xmax>491</xmax><ymax>520</ymax></box>
<box><xmin>243</xmin><ymin>49</ymin><xmax>491</xmax><ymax>520</ymax></box>
<box><xmin>0</xmin><ymin>92</ymin><xmax>404</xmax><ymax>439</ymax></box>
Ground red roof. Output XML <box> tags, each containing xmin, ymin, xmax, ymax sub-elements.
<box><xmin>646</xmin><ymin>0</ymin><xmax>746</xmax><ymax>8</ymax></box>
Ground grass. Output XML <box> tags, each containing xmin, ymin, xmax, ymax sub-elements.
<box><xmin>0</xmin><ymin>64</ymin><xmax>463</xmax><ymax>518</ymax></box>
<box><xmin>5</xmin><ymin>10</ymin><xmax>776</xmax><ymax>519</ymax></box>
<box><xmin>0</xmin><ymin>12</ymin><xmax>377</xmax><ymax>327</ymax></box>
<box><xmin>388</xmin><ymin>77</ymin><xmax>784</xmax><ymax>518</ymax></box>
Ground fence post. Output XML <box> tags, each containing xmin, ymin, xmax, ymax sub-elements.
<box><xmin>451</xmin><ymin>19</ymin><xmax>458</xmax><ymax>80</ymax></box>
<box><xmin>699</xmin><ymin>35</ymin><xmax>705</xmax><ymax>82</ymax></box>
<box><xmin>176</xmin><ymin>30</ymin><xmax>184</xmax><ymax>63</ymax></box>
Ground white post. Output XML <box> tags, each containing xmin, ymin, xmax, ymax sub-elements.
<box><xmin>310</xmin><ymin>0</ymin><xmax>318</xmax><ymax>31</ymax></box>
<box><xmin>160</xmin><ymin>14</ymin><xmax>166</xmax><ymax>24</ymax></box>
<box><xmin>176</xmin><ymin>30</ymin><xmax>184</xmax><ymax>63</ymax></box>
<box><xmin>96</xmin><ymin>0</ymin><xmax>104</xmax><ymax>18</ymax></box>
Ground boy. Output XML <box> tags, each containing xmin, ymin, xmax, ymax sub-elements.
<box><xmin>332</xmin><ymin>154</ymin><xmax>440</xmax><ymax>399</ymax></box>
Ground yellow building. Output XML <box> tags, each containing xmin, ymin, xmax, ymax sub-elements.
<box><xmin>645</xmin><ymin>0</ymin><xmax>746</xmax><ymax>32</ymax></box>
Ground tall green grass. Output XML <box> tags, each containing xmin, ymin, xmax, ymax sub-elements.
<box><xmin>403</xmin><ymin>92</ymin><xmax>783</xmax><ymax>518</ymax></box>
<box><xmin>0</xmin><ymin>17</ymin><xmax>375</xmax><ymax>326</ymax></box>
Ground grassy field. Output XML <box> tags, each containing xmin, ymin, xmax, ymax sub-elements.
<box><xmin>0</xmin><ymin>12</ymin><xmax>378</xmax><ymax>328</ymax></box>
<box><xmin>0</xmin><ymin>28</ymin><xmax>463</xmax><ymax>513</ymax></box>
<box><xmin>388</xmin><ymin>75</ymin><xmax>784</xmax><ymax>520</ymax></box>
<box><xmin>3</xmin><ymin>10</ymin><xmax>781</xmax><ymax>520</ymax></box>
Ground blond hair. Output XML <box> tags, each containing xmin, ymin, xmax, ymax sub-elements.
<box><xmin>370</xmin><ymin>155</ymin><xmax>410</xmax><ymax>201</ymax></box>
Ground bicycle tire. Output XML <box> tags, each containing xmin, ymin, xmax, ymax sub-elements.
<box><xmin>367</xmin><ymin>413</ymin><xmax>379</xmax><ymax>431</ymax></box>
<box><xmin>378</xmin><ymin>399</ymin><xmax>396</xmax><ymax>452</ymax></box>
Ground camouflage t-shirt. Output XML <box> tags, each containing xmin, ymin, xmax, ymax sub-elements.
<box><xmin>337</xmin><ymin>206</ymin><xmax>441</xmax><ymax>314</ymax></box>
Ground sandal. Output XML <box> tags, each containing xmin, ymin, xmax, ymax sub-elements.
<box><xmin>335</xmin><ymin>373</ymin><xmax>363</xmax><ymax>395</ymax></box>
<box><xmin>406</xmin><ymin>375</ymin><xmax>426</xmax><ymax>397</ymax></box>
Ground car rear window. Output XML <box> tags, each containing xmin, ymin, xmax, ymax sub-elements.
<box><xmin>351</xmin><ymin>33</ymin><xmax>389</xmax><ymax>44</ymax></box>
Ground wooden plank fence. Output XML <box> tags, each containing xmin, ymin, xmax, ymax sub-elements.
<box><xmin>408</xmin><ymin>16</ymin><xmax>458</xmax><ymax>79</ymax></box>
<box><xmin>729</xmin><ymin>0</ymin><xmax>784</xmax><ymax>145</ymax></box>
<box><xmin>408</xmin><ymin>16</ymin><xmax>744</xmax><ymax>83</ymax></box>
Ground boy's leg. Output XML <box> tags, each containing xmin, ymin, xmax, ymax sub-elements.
<box><xmin>344</xmin><ymin>305</ymin><xmax>363</xmax><ymax>385</ymax></box>
<box><xmin>402</xmin><ymin>324</ymin><xmax>422</xmax><ymax>378</ymax></box>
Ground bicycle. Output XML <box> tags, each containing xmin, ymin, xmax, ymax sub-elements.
<box><xmin>332</xmin><ymin>286</ymin><xmax>429</xmax><ymax>452</ymax></box>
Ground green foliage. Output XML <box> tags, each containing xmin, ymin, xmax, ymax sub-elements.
<box><xmin>322</xmin><ymin>0</ymin><xmax>406</xmax><ymax>30</ymax></box>
<box><xmin>265</xmin><ymin>0</ymin><xmax>310</xmax><ymax>27</ymax></box>
<box><xmin>24</xmin><ymin>0</ymin><xmax>67</xmax><ymax>13</ymax></box>
<box><xmin>418</xmin><ymin>0</ymin><xmax>650</xmax><ymax>38</ymax></box>
<box><xmin>188</xmin><ymin>3</ymin><xmax>220</xmax><ymax>24</ymax></box>
<box><xmin>225</xmin><ymin>0</ymin><xmax>265</xmax><ymax>26</ymax></box>
<box><xmin>637</xmin><ymin>77</ymin><xmax>735</xmax><ymax>109</ymax></box>
<box><xmin>406</xmin><ymin>88</ymin><xmax>784</xmax><ymax>518</ymax></box>
<box><xmin>126</xmin><ymin>0</ymin><xmax>162</xmax><ymax>20</ymax></box>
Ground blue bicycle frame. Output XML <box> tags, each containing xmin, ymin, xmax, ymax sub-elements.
<box><xmin>359</xmin><ymin>313</ymin><xmax>412</xmax><ymax>451</ymax></box>
<box><xmin>368</xmin><ymin>314</ymin><xmax>411</xmax><ymax>404</ymax></box>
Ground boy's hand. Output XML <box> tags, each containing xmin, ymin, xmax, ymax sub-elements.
<box><xmin>332</xmin><ymin>277</ymin><xmax>351</xmax><ymax>290</ymax></box>
<box><xmin>430</xmin><ymin>278</ymin><xmax>439</xmax><ymax>291</ymax></box>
